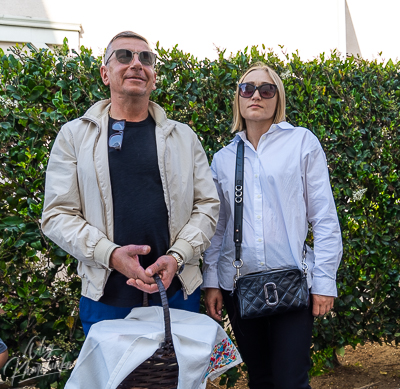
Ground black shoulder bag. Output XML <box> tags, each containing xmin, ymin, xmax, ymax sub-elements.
<box><xmin>232</xmin><ymin>139</ymin><xmax>310</xmax><ymax>319</ymax></box>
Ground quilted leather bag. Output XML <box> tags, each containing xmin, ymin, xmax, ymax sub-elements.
<box><xmin>232</xmin><ymin>139</ymin><xmax>309</xmax><ymax>319</ymax></box>
<box><xmin>234</xmin><ymin>267</ymin><xmax>309</xmax><ymax>319</ymax></box>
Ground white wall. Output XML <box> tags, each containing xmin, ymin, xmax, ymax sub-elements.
<box><xmin>346</xmin><ymin>0</ymin><xmax>400</xmax><ymax>62</ymax></box>
<box><xmin>0</xmin><ymin>0</ymin><xmax>399</xmax><ymax>62</ymax></box>
<box><xmin>0</xmin><ymin>15</ymin><xmax>81</xmax><ymax>52</ymax></box>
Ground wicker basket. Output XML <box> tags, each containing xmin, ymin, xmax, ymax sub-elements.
<box><xmin>117</xmin><ymin>274</ymin><xmax>179</xmax><ymax>389</ymax></box>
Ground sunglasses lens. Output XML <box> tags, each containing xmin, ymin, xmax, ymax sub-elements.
<box><xmin>139</xmin><ymin>51</ymin><xmax>156</xmax><ymax>66</ymax></box>
<box><xmin>259</xmin><ymin>84</ymin><xmax>277</xmax><ymax>99</ymax></box>
<box><xmin>239</xmin><ymin>83</ymin><xmax>256</xmax><ymax>98</ymax></box>
<box><xmin>113</xmin><ymin>50</ymin><xmax>155</xmax><ymax>66</ymax></box>
<box><xmin>109</xmin><ymin>133</ymin><xmax>123</xmax><ymax>150</ymax></box>
<box><xmin>115</xmin><ymin>49</ymin><xmax>133</xmax><ymax>64</ymax></box>
<box><xmin>112</xmin><ymin>121</ymin><xmax>125</xmax><ymax>131</ymax></box>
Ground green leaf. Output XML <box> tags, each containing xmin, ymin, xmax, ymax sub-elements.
<box><xmin>2</xmin><ymin>216</ymin><xmax>24</xmax><ymax>226</ymax></box>
<box><xmin>0</xmin><ymin>122</ymin><xmax>12</xmax><ymax>129</ymax></box>
<box><xmin>39</xmin><ymin>290</ymin><xmax>51</xmax><ymax>299</ymax></box>
<box><xmin>14</xmin><ymin>239</ymin><xmax>26</xmax><ymax>248</ymax></box>
<box><xmin>54</xmin><ymin>248</ymin><xmax>68</xmax><ymax>257</ymax></box>
<box><xmin>37</xmin><ymin>284</ymin><xmax>47</xmax><ymax>295</ymax></box>
<box><xmin>6</xmin><ymin>84</ymin><xmax>17</xmax><ymax>93</ymax></box>
<box><xmin>31</xmin><ymin>241</ymin><xmax>42</xmax><ymax>250</ymax></box>
<box><xmin>17</xmin><ymin>286</ymin><xmax>27</xmax><ymax>298</ymax></box>
<box><xmin>191</xmin><ymin>111</ymin><xmax>198</xmax><ymax>123</ymax></box>
<box><xmin>336</xmin><ymin>347</ymin><xmax>345</xmax><ymax>357</ymax></box>
<box><xmin>345</xmin><ymin>147</ymin><xmax>356</xmax><ymax>158</ymax></box>
<box><xmin>28</xmin><ymin>85</ymin><xmax>45</xmax><ymax>101</ymax></box>
<box><xmin>72</xmin><ymin>90</ymin><xmax>81</xmax><ymax>100</ymax></box>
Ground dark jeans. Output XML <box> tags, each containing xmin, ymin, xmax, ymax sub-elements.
<box><xmin>221</xmin><ymin>288</ymin><xmax>314</xmax><ymax>389</ymax></box>
<box><xmin>80</xmin><ymin>287</ymin><xmax>201</xmax><ymax>336</ymax></box>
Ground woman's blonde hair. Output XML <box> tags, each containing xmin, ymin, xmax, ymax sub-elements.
<box><xmin>231</xmin><ymin>62</ymin><xmax>286</xmax><ymax>133</ymax></box>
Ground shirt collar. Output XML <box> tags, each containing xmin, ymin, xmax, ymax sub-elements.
<box><xmin>268</xmin><ymin>121</ymin><xmax>294</xmax><ymax>133</ymax></box>
<box><xmin>233</xmin><ymin>121</ymin><xmax>294</xmax><ymax>142</ymax></box>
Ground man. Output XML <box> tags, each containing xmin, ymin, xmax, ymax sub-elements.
<box><xmin>41</xmin><ymin>31</ymin><xmax>219</xmax><ymax>335</ymax></box>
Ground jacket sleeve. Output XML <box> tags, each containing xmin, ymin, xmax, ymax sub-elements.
<box><xmin>202</xmin><ymin>159</ymin><xmax>227</xmax><ymax>288</ymax></box>
<box><xmin>167</xmin><ymin>136</ymin><xmax>220</xmax><ymax>264</ymax></box>
<box><xmin>303</xmin><ymin>145</ymin><xmax>343</xmax><ymax>297</ymax></box>
<box><xmin>41</xmin><ymin>125</ymin><xmax>119</xmax><ymax>269</ymax></box>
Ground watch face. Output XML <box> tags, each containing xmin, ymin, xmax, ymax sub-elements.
<box><xmin>177</xmin><ymin>264</ymin><xmax>185</xmax><ymax>275</ymax></box>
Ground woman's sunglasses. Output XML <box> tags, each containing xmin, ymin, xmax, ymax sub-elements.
<box><xmin>108</xmin><ymin>120</ymin><xmax>126</xmax><ymax>151</ymax></box>
<box><xmin>105</xmin><ymin>49</ymin><xmax>156</xmax><ymax>66</ymax></box>
<box><xmin>238</xmin><ymin>83</ymin><xmax>278</xmax><ymax>99</ymax></box>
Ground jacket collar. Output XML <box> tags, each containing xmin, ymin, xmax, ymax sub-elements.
<box><xmin>81</xmin><ymin>99</ymin><xmax>175</xmax><ymax>134</ymax></box>
<box><xmin>81</xmin><ymin>99</ymin><xmax>111</xmax><ymax>124</ymax></box>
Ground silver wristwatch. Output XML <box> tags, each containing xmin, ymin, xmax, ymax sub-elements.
<box><xmin>169</xmin><ymin>251</ymin><xmax>185</xmax><ymax>275</ymax></box>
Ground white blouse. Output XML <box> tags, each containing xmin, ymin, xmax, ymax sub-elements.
<box><xmin>202</xmin><ymin>122</ymin><xmax>342</xmax><ymax>296</ymax></box>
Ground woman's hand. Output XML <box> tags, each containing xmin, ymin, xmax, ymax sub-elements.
<box><xmin>312</xmin><ymin>294</ymin><xmax>334</xmax><ymax>317</ymax></box>
<box><xmin>204</xmin><ymin>288</ymin><xmax>223</xmax><ymax>321</ymax></box>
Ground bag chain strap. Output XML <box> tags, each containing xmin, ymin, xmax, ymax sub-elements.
<box><xmin>233</xmin><ymin>139</ymin><xmax>244</xmax><ymax>288</ymax></box>
<box><xmin>232</xmin><ymin>138</ymin><xmax>308</xmax><ymax>289</ymax></box>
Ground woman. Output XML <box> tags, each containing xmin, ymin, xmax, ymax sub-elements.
<box><xmin>203</xmin><ymin>63</ymin><xmax>342</xmax><ymax>389</ymax></box>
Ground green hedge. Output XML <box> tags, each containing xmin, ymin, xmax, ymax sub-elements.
<box><xmin>0</xmin><ymin>40</ymin><xmax>399</xmax><ymax>387</ymax></box>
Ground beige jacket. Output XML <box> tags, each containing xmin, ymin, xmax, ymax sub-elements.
<box><xmin>41</xmin><ymin>100</ymin><xmax>219</xmax><ymax>300</ymax></box>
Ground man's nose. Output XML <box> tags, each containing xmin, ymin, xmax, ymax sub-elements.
<box><xmin>129</xmin><ymin>53</ymin><xmax>142</xmax><ymax>68</ymax></box>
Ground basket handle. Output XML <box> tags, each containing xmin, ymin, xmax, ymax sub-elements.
<box><xmin>153</xmin><ymin>273</ymin><xmax>173</xmax><ymax>345</ymax></box>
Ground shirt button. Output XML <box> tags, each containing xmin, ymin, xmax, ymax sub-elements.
<box><xmin>260</xmin><ymin>262</ymin><xmax>265</xmax><ymax>266</ymax></box>
<box><xmin>258</xmin><ymin>238</ymin><xmax>262</xmax><ymax>242</ymax></box>
<box><xmin>257</xmin><ymin>215</ymin><xmax>261</xmax><ymax>219</ymax></box>
<box><xmin>257</xmin><ymin>194</ymin><xmax>261</xmax><ymax>199</ymax></box>
<box><xmin>255</xmin><ymin>174</ymin><xmax>258</xmax><ymax>178</ymax></box>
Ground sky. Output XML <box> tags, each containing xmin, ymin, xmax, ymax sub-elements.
<box><xmin>1</xmin><ymin>0</ymin><xmax>399</xmax><ymax>62</ymax></box>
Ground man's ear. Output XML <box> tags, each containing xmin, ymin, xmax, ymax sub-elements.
<box><xmin>152</xmin><ymin>71</ymin><xmax>157</xmax><ymax>91</ymax></box>
<box><xmin>100</xmin><ymin>65</ymin><xmax>110</xmax><ymax>86</ymax></box>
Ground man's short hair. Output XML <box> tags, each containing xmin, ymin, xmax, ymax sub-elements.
<box><xmin>104</xmin><ymin>31</ymin><xmax>150</xmax><ymax>65</ymax></box>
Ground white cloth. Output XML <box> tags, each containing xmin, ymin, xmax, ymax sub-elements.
<box><xmin>66</xmin><ymin>307</ymin><xmax>242</xmax><ymax>389</ymax></box>
<box><xmin>203</xmin><ymin>123</ymin><xmax>342</xmax><ymax>296</ymax></box>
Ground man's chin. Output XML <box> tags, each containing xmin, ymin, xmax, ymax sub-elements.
<box><xmin>122</xmin><ymin>88</ymin><xmax>149</xmax><ymax>98</ymax></box>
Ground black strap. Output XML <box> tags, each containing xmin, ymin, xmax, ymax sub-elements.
<box><xmin>234</xmin><ymin>139</ymin><xmax>244</xmax><ymax>261</ymax></box>
<box><xmin>153</xmin><ymin>273</ymin><xmax>173</xmax><ymax>348</ymax></box>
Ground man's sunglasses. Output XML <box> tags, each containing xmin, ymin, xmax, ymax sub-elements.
<box><xmin>238</xmin><ymin>83</ymin><xmax>278</xmax><ymax>99</ymax></box>
<box><xmin>105</xmin><ymin>49</ymin><xmax>156</xmax><ymax>66</ymax></box>
<box><xmin>108</xmin><ymin>120</ymin><xmax>126</xmax><ymax>151</ymax></box>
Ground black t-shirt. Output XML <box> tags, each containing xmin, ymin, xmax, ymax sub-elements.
<box><xmin>99</xmin><ymin>115</ymin><xmax>181</xmax><ymax>307</ymax></box>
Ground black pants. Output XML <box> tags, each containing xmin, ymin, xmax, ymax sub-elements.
<box><xmin>221</xmin><ymin>288</ymin><xmax>314</xmax><ymax>389</ymax></box>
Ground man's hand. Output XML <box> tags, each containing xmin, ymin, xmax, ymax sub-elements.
<box><xmin>109</xmin><ymin>245</ymin><xmax>154</xmax><ymax>285</ymax></box>
<box><xmin>204</xmin><ymin>288</ymin><xmax>223</xmax><ymax>321</ymax></box>
<box><xmin>312</xmin><ymin>294</ymin><xmax>335</xmax><ymax>317</ymax></box>
<box><xmin>127</xmin><ymin>255</ymin><xmax>178</xmax><ymax>293</ymax></box>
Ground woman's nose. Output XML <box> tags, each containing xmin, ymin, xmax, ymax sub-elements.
<box><xmin>251</xmin><ymin>89</ymin><xmax>262</xmax><ymax>100</ymax></box>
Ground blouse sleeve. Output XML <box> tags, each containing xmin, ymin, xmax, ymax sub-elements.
<box><xmin>303</xmin><ymin>145</ymin><xmax>343</xmax><ymax>297</ymax></box>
